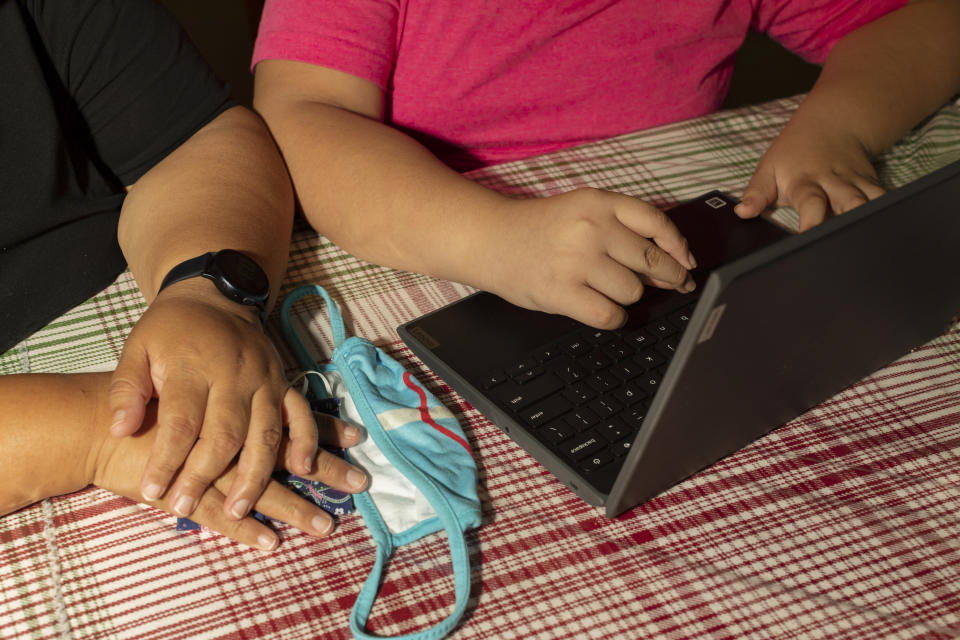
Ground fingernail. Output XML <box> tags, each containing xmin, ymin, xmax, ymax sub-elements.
<box><xmin>110</xmin><ymin>411</ymin><xmax>126</xmax><ymax>435</ymax></box>
<box><xmin>343</xmin><ymin>425</ymin><xmax>360</xmax><ymax>441</ymax></box>
<box><xmin>686</xmin><ymin>251</ymin><xmax>697</xmax><ymax>270</ymax></box>
<box><xmin>347</xmin><ymin>468</ymin><xmax>367</xmax><ymax>491</ymax></box>
<box><xmin>141</xmin><ymin>483</ymin><xmax>163</xmax><ymax>501</ymax></box>
<box><xmin>232</xmin><ymin>499</ymin><xmax>251</xmax><ymax>519</ymax></box>
<box><xmin>303</xmin><ymin>457</ymin><xmax>313</xmax><ymax>474</ymax></box>
<box><xmin>312</xmin><ymin>515</ymin><xmax>334</xmax><ymax>536</ymax></box>
<box><xmin>258</xmin><ymin>533</ymin><xmax>278</xmax><ymax>551</ymax></box>
<box><xmin>173</xmin><ymin>495</ymin><xmax>196</xmax><ymax>517</ymax></box>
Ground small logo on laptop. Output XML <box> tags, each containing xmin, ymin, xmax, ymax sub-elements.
<box><xmin>408</xmin><ymin>326</ymin><xmax>440</xmax><ymax>350</ymax></box>
<box><xmin>696</xmin><ymin>304</ymin><xmax>727</xmax><ymax>344</ymax></box>
<box><xmin>705</xmin><ymin>196</ymin><xmax>727</xmax><ymax>209</ymax></box>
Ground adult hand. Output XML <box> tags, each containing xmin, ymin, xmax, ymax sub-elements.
<box><xmin>487</xmin><ymin>188</ymin><xmax>697</xmax><ymax>329</ymax></box>
<box><xmin>95</xmin><ymin>395</ymin><xmax>367</xmax><ymax>551</ymax></box>
<box><xmin>107</xmin><ymin>280</ymin><xmax>323</xmax><ymax>522</ymax></box>
<box><xmin>735</xmin><ymin>119</ymin><xmax>886</xmax><ymax>231</ymax></box>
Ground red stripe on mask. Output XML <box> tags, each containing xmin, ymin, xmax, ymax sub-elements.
<box><xmin>402</xmin><ymin>372</ymin><xmax>472</xmax><ymax>454</ymax></box>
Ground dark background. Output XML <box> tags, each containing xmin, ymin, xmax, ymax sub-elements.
<box><xmin>158</xmin><ymin>0</ymin><xmax>821</xmax><ymax>110</ymax></box>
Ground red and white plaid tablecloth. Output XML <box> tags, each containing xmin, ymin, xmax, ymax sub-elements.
<box><xmin>3</xmin><ymin>95</ymin><xmax>960</xmax><ymax>639</ymax></box>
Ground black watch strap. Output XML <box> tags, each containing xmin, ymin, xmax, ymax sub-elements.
<box><xmin>157</xmin><ymin>250</ymin><xmax>269</xmax><ymax>325</ymax></box>
<box><xmin>159</xmin><ymin>253</ymin><xmax>215</xmax><ymax>292</ymax></box>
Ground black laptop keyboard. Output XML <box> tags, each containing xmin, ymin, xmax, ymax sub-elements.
<box><xmin>480</xmin><ymin>301</ymin><xmax>696</xmax><ymax>492</ymax></box>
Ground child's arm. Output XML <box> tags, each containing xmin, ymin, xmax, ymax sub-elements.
<box><xmin>736</xmin><ymin>0</ymin><xmax>960</xmax><ymax>230</ymax></box>
<box><xmin>0</xmin><ymin>373</ymin><xmax>366</xmax><ymax>551</ymax></box>
<box><xmin>253</xmin><ymin>63</ymin><xmax>696</xmax><ymax>332</ymax></box>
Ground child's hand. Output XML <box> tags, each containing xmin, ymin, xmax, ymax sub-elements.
<box><xmin>735</xmin><ymin>119</ymin><xmax>886</xmax><ymax>231</ymax></box>
<box><xmin>485</xmin><ymin>188</ymin><xmax>697</xmax><ymax>329</ymax></box>
<box><xmin>107</xmin><ymin>283</ymin><xmax>320</xmax><ymax>523</ymax></box>
<box><xmin>94</xmin><ymin>398</ymin><xmax>367</xmax><ymax>551</ymax></box>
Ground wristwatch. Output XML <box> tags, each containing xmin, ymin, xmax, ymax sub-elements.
<box><xmin>157</xmin><ymin>250</ymin><xmax>270</xmax><ymax>324</ymax></box>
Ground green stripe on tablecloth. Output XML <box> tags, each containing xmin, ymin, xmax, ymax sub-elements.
<box><xmin>0</xmin><ymin>271</ymin><xmax>143</xmax><ymax>374</ymax></box>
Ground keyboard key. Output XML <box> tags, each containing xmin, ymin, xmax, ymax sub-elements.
<box><xmin>656</xmin><ymin>338</ymin><xmax>679</xmax><ymax>359</ymax></box>
<box><xmin>668</xmin><ymin>305</ymin><xmax>694</xmax><ymax>328</ymax></box>
<box><xmin>481</xmin><ymin>371</ymin><xmax>507</xmax><ymax>389</ymax></box>
<box><xmin>561</xmin><ymin>431</ymin><xmax>606</xmax><ymax>461</ymax></box>
<box><xmin>521</xmin><ymin>393</ymin><xmax>572</xmax><ymax>427</ymax></box>
<box><xmin>548</xmin><ymin>356</ymin><xmax>587</xmax><ymax>384</ymax></box>
<box><xmin>580</xmin><ymin>328</ymin><xmax>615</xmax><ymax>345</ymax></box>
<box><xmin>536</xmin><ymin>345</ymin><xmax>561</xmax><ymax>362</ymax></box>
<box><xmin>579</xmin><ymin>450</ymin><xmax>614</xmax><ymax>473</ymax></box>
<box><xmin>635</xmin><ymin>348</ymin><xmax>666</xmax><ymax>370</ymax></box>
<box><xmin>623</xmin><ymin>405</ymin><xmax>649</xmax><ymax>428</ymax></box>
<box><xmin>625</xmin><ymin>328</ymin><xmax>657</xmax><ymax>349</ymax></box>
<box><xmin>613</xmin><ymin>383</ymin><xmax>647</xmax><ymax>406</ymax></box>
<box><xmin>561</xmin><ymin>337</ymin><xmax>589</xmax><ymax>357</ymax></box>
<box><xmin>602</xmin><ymin>340</ymin><xmax>632</xmax><ymax>362</ymax></box>
<box><xmin>596</xmin><ymin>416</ymin><xmax>630</xmax><ymax>442</ymax></box>
<box><xmin>581</xmin><ymin>353</ymin><xmax>611</xmax><ymax>373</ymax></box>
<box><xmin>588</xmin><ymin>396</ymin><xmax>623</xmax><ymax>417</ymax></box>
<box><xmin>612</xmin><ymin>439</ymin><xmax>633</xmax><ymax>457</ymax></box>
<box><xmin>495</xmin><ymin>373</ymin><xmax>563</xmax><ymax>411</ymax></box>
<box><xmin>507</xmin><ymin>358</ymin><xmax>539</xmax><ymax>377</ymax></box>
<box><xmin>563</xmin><ymin>382</ymin><xmax>596</xmax><ymax>405</ymax></box>
<box><xmin>611</xmin><ymin>360</ymin><xmax>643</xmax><ymax>381</ymax></box>
<box><xmin>637</xmin><ymin>371</ymin><xmax>663</xmax><ymax>391</ymax></box>
<box><xmin>645</xmin><ymin>319</ymin><xmax>677</xmax><ymax>339</ymax></box>
<box><xmin>538</xmin><ymin>422</ymin><xmax>574</xmax><ymax>446</ymax></box>
<box><xmin>567</xmin><ymin>407</ymin><xmax>600</xmax><ymax>430</ymax></box>
<box><xmin>587</xmin><ymin>371</ymin><xmax>619</xmax><ymax>393</ymax></box>
<box><xmin>514</xmin><ymin>366</ymin><xmax>544</xmax><ymax>384</ymax></box>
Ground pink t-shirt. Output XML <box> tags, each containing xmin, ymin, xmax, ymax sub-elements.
<box><xmin>253</xmin><ymin>0</ymin><xmax>906</xmax><ymax>172</ymax></box>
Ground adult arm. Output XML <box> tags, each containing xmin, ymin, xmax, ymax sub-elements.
<box><xmin>253</xmin><ymin>62</ymin><xmax>696</xmax><ymax>331</ymax></box>
<box><xmin>737</xmin><ymin>0</ymin><xmax>960</xmax><ymax>229</ymax></box>
<box><xmin>0</xmin><ymin>372</ymin><xmax>366</xmax><ymax>550</ymax></box>
<box><xmin>108</xmin><ymin>105</ymin><xmax>337</xmax><ymax>523</ymax></box>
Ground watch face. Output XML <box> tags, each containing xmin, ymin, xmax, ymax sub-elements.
<box><xmin>215</xmin><ymin>250</ymin><xmax>269</xmax><ymax>297</ymax></box>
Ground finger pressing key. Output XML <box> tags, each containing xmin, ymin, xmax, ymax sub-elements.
<box><xmin>613</xmin><ymin>195</ymin><xmax>697</xmax><ymax>270</ymax></box>
<box><xmin>606</xmin><ymin>226</ymin><xmax>691</xmax><ymax>292</ymax></box>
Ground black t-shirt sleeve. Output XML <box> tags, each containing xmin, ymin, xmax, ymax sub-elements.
<box><xmin>0</xmin><ymin>0</ymin><xmax>237</xmax><ymax>354</ymax></box>
<box><xmin>24</xmin><ymin>0</ymin><xmax>236</xmax><ymax>185</ymax></box>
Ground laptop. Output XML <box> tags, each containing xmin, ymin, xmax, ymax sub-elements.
<box><xmin>398</xmin><ymin>160</ymin><xmax>960</xmax><ymax>517</ymax></box>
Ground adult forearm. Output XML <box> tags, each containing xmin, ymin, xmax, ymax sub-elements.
<box><xmin>117</xmin><ymin>106</ymin><xmax>294</xmax><ymax>307</ymax></box>
<box><xmin>795</xmin><ymin>0</ymin><xmax>960</xmax><ymax>155</ymax></box>
<box><xmin>0</xmin><ymin>374</ymin><xmax>107</xmax><ymax>515</ymax></box>
<box><xmin>255</xmin><ymin>97</ymin><xmax>515</xmax><ymax>292</ymax></box>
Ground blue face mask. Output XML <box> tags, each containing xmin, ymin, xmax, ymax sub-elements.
<box><xmin>280</xmin><ymin>285</ymin><xmax>482</xmax><ymax>640</ymax></box>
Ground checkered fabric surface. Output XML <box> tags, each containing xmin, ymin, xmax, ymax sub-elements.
<box><xmin>3</xmin><ymin>95</ymin><xmax>960</xmax><ymax>639</ymax></box>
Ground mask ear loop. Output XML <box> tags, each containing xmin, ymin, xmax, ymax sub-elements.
<box><xmin>348</xmin><ymin>473</ymin><xmax>472</xmax><ymax>640</ymax></box>
<box><xmin>289</xmin><ymin>370</ymin><xmax>334</xmax><ymax>398</ymax></box>
<box><xmin>280</xmin><ymin>285</ymin><xmax>347</xmax><ymax>399</ymax></box>
<box><xmin>338</xmin><ymin>349</ymin><xmax>473</xmax><ymax>640</ymax></box>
